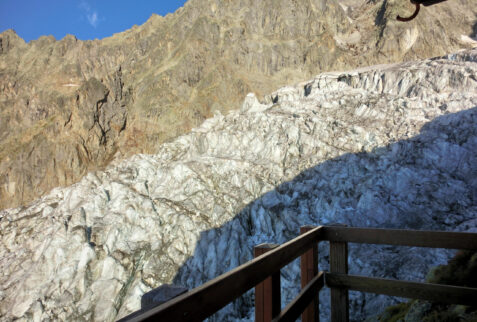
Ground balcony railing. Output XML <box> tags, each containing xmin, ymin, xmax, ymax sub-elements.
<box><xmin>119</xmin><ymin>225</ymin><xmax>477</xmax><ymax>322</ymax></box>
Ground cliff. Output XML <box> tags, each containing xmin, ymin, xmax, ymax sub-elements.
<box><xmin>1</xmin><ymin>0</ymin><xmax>476</xmax><ymax>210</ymax></box>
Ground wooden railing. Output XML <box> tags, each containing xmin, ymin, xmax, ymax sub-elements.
<box><xmin>119</xmin><ymin>226</ymin><xmax>477</xmax><ymax>322</ymax></box>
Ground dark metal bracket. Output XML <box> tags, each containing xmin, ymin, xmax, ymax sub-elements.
<box><xmin>397</xmin><ymin>0</ymin><xmax>448</xmax><ymax>22</ymax></box>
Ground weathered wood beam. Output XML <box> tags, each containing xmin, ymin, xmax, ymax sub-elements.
<box><xmin>300</xmin><ymin>225</ymin><xmax>319</xmax><ymax>322</ymax></box>
<box><xmin>330</xmin><ymin>238</ymin><xmax>349</xmax><ymax>322</ymax></box>
<box><xmin>255</xmin><ymin>244</ymin><xmax>281</xmax><ymax>322</ymax></box>
<box><xmin>325</xmin><ymin>273</ymin><xmax>477</xmax><ymax>306</ymax></box>
<box><xmin>322</xmin><ymin>227</ymin><xmax>477</xmax><ymax>250</ymax></box>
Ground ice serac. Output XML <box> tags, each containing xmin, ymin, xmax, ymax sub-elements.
<box><xmin>1</xmin><ymin>49</ymin><xmax>477</xmax><ymax>321</ymax></box>
<box><xmin>1</xmin><ymin>0</ymin><xmax>477</xmax><ymax>210</ymax></box>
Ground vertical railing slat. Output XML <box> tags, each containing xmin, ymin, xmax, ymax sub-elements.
<box><xmin>300</xmin><ymin>226</ymin><xmax>319</xmax><ymax>322</ymax></box>
<box><xmin>255</xmin><ymin>243</ymin><xmax>281</xmax><ymax>322</ymax></box>
<box><xmin>330</xmin><ymin>239</ymin><xmax>349</xmax><ymax>322</ymax></box>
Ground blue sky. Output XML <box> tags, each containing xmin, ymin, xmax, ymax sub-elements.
<box><xmin>0</xmin><ymin>0</ymin><xmax>188</xmax><ymax>42</ymax></box>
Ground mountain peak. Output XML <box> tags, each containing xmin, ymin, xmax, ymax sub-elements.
<box><xmin>0</xmin><ymin>29</ymin><xmax>26</xmax><ymax>54</ymax></box>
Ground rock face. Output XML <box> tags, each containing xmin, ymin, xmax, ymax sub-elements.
<box><xmin>1</xmin><ymin>49</ymin><xmax>476</xmax><ymax>321</ymax></box>
<box><xmin>0</xmin><ymin>0</ymin><xmax>476</xmax><ymax>210</ymax></box>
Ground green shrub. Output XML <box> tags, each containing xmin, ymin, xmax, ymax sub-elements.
<box><xmin>427</xmin><ymin>251</ymin><xmax>477</xmax><ymax>289</ymax></box>
<box><xmin>378</xmin><ymin>251</ymin><xmax>477</xmax><ymax>321</ymax></box>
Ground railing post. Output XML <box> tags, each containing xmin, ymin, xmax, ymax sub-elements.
<box><xmin>255</xmin><ymin>243</ymin><xmax>281</xmax><ymax>322</ymax></box>
<box><xmin>329</xmin><ymin>224</ymin><xmax>349</xmax><ymax>322</ymax></box>
<box><xmin>300</xmin><ymin>226</ymin><xmax>319</xmax><ymax>322</ymax></box>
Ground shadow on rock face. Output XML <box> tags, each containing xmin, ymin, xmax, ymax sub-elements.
<box><xmin>172</xmin><ymin>107</ymin><xmax>477</xmax><ymax>321</ymax></box>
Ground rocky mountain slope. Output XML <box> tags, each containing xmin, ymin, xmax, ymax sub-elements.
<box><xmin>1</xmin><ymin>0</ymin><xmax>476</xmax><ymax>210</ymax></box>
<box><xmin>1</xmin><ymin>49</ymin><xmax>476</xmax><ymax>321</ymax></box>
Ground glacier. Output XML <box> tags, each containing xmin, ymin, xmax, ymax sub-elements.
<box><xmin>0</xmin><ymin>49</ymin><xmax>476</xmax><ymax>321</ymax></box>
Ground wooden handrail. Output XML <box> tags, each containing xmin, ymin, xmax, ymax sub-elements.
<box><xmin>325</xmin><ymin>272</ymin><xmax>477</xmax><ymax>306</ymax></box>
<box><xmin>321</xmin><ymin>226</ymin><xmax>477</xmax><ymax>322</ymax></box>
<box><xmin>119</xmin><ymin>226</ymin><xmax>477</xmax><ymax>322</ymax></box>
<box><xmin>118</xmin><ymin>226</ymin><xmax>323</xmax><ymax>322</ymax></box>
<box><xmin>321</xmin><ymin>226</ymin><xmax>477</xmax><ymax>249</ymax></box>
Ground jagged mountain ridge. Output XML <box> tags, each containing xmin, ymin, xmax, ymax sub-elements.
<box><xmin>1</xmin><ymin>49</ymin><xmax>476</xmax><ymax>321</ymax></box>
<box><xmin>1</xmin><ymin>0</ymin><xmax>476</xmax><ymax>210</ymax></box>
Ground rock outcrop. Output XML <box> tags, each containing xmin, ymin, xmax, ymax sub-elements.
<box><xmin>1</xmin><ymin>0</ymin><xmax>476</xmax><ymax>210</ymax></box>
<box><xmin>1</xmin><ymin>49</ymin><xmax>476</xmax><ymax>321</ymax></box>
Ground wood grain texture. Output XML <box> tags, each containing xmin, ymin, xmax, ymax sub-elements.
<box><xmin>255</xmin><ymin>244</ymin><xmax>281</xmax><ymax>322</ymax></box>
<box><xmin>325</xmin><ymin>273</ymin><xmax>477</xmax><ymax>306</ymax></box>
<box><xmin>330</xmin><ymin>240</ymin><xmax>349</xmax><ymax>322</ymax></box>
<box><xmin>300</xmin><ymin>226</ymin><xmax>319</xmax><ymax>322</ymax></box>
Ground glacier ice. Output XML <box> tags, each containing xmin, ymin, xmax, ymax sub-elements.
<box><xmin>0</xmin><ymin>49</ymin><xmax>476</xmax><ymax>321</ymax></box>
